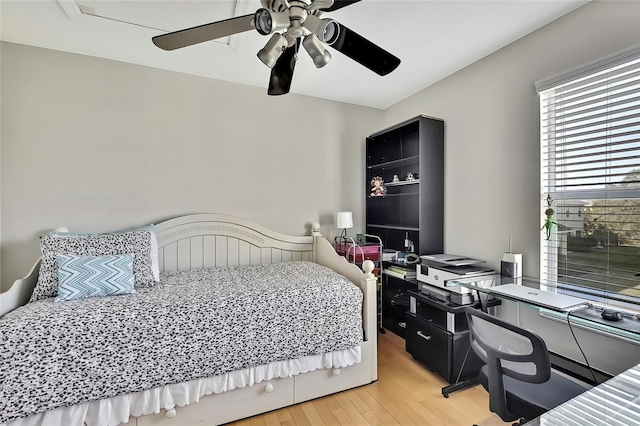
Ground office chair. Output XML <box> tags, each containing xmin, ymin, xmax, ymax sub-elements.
<box><xmin>465</xmin><ymin>307</ymin><xmax>590</xmax><ymax>424</ymax></box>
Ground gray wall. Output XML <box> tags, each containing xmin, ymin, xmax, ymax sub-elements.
<box><xmin>383</xmin><ymin>0</ymin><xmax>640</xmax><ymax>277</ymax></box>
<box><xmin>0</xmin><ymin>42</ymin><xmax>382</xmax><ymax>291</ymax></box>
<box><xmin>0</xmin><ymin>42</ymin><xmax>3</xmax><ymax>284</ymax></box>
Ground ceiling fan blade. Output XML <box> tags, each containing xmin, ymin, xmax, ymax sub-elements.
<box><xmin>323</xmin><ymin>0</ymin><xmax>362</xmax><ymax>12</ymax></box>
<box><xmin>268</xmin><ymin>40</ymin><xmax>300</xmax><ymax>96</ymax></box>
<box><xmin>331</xmin><ymin>24</ymin><xmax>400</xmax><ymax>76</ymax></box>
<box><xmin>153</xmin><ymin>14</ymin><xmax>254</xmax><ymax>51</ymax></box>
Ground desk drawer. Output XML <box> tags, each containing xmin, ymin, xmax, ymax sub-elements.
<box><xmin>336</xmin><ymin>243</ymin><xmax>380</xmax><ymax>262</ymax></box>
<box><xmin>413</xmin><ymin>297</ymin><xmax>447</xmax><ymax>331</ymax></box>
<box><xmin>406</xmin><ymin>314</ymin><xmax>451</xmax><ymax>381</ymax></box>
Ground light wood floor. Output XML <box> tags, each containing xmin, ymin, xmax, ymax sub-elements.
<box><xmin>227</xmin><ymin>332</ymin><xmax>510</xmax><ymax>426</ymax></box>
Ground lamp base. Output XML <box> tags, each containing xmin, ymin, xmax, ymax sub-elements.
<box><xmin>334</xmin><ymin>229</ymin><xmax>353</xmax><ymax>249</ymax></box>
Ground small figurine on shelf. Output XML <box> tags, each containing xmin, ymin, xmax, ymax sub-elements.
<box><xmin>405</xmin><ymin>173</ymin><xmax>416</xmax><ymax>181</ymax></box>
<box><xmin>392</xmin><ymin>174</ymin><xmax>400</xmax><ymax>183</ymax></box>
<box><xmin>311</xmin><ymin>222</ymin><xmax>322</xmax><ymax>237</ymax></box>
<box><xmin>370</xmin><ymin>176</ymin><xmax>387</xmax><ymax>197</ymax></box>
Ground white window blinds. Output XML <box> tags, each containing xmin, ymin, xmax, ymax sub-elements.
<box><xmin>538</xmin><ymin>48</ymin><xmax>640</xmax><ymax>307</ymax></box>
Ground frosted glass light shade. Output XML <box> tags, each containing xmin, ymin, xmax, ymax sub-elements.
<box><xmin>336</xmin><ymin>211</ymin><xmax>353</xmax><ymax>229</ymax></box>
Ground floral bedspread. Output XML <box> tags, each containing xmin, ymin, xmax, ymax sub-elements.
<box><xmin>0</xmin><ymin>261</ymin><xmax>363</xmax><ymax>423</ymax></box>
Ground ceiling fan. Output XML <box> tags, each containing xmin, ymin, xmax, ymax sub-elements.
<box><xmin>152</xmin><ymin>0</ymin><xmax>401</xmax><ymax>95</ymax></box>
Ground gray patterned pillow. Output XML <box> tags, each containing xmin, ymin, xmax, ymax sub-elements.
<box><xmin>31</xmin><ymin>230</ymin><xmax>155</xmax><ymax>302</ymax></box>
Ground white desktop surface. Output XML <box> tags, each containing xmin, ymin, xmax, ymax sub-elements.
<box><xmin>525</xmin><ymin>363</ymin><xmax>640</xmax><ymax>425</ymax></box>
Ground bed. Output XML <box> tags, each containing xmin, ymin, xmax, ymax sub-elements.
<box><xmin>0</xmin><ymin>213</ymin><xmax>378</xmax><ymax>426</ymax></box>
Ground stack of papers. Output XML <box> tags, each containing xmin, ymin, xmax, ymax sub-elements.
<box><xmin>385</xmin><ymin>265</ymin><xmax>417</xmax><ymax>279</ymax></box>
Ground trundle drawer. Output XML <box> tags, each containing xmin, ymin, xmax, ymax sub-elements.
<box><xmin>135</xmin><ymin>376</ymin><xmax>294</xmax><ymax>426</ymax></box>
<box><xmin>294</xmin><ymin>356</ymin><xmax>372</xmax><ymax>403</ymax></box>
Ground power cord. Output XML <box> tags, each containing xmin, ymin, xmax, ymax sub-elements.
<box><xmin>567</xmin><ymin>307</ymin><xmax>598</xmax><ymax>385</ymax></box>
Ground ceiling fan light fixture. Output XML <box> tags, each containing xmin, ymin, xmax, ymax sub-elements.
<box><xmin>254</xmin><ymin>8</ymin><xmax>290</xmax><ymax>36</ymax></box>
<box><xmin>304</xmin><ymin>15</ymin><xmax>340</xmax><ymax>45</ymax></box>
<box><xmin>151</xmin><ymin>0</ymin><xmax>400</xmax><ymax>94</ymax></box>
<box><xmin>303</xmin><ymin>34</ymin><xmax>332</xmax><ymax>68</ymax></box>
<box><xmin>258</xmin><ymin>33</ymin><xmax>288</xmax><ymax>68</ymax></box>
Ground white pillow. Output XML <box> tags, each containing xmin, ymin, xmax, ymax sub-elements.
<box><xmin>32</xmin><ymin>230</ymin><xmax>155</xmax><ymax>302</ymax></box>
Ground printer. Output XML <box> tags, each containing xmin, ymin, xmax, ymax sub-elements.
<box><xmin>416</xmin><ymin>254</ymin><xmax>495</xmax><ymax>305</ymax></box>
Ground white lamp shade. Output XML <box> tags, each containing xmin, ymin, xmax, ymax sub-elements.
<box><xmin>336</xmin><ymin>211</ymin><xmax>353</xmax><ymax>229</ymax></box>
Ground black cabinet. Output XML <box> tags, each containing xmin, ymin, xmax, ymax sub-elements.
<box><xmin>406</xmin><ymin>317</ymin><xmax>451</xmax><ymax>380</ymax></box>
<box><xmin>365</xmin><ymin>115</ymin><xmax>444</xmax><ymax>256</ymax></box>
<box><xmin>381</xmin><ymin>272</ymin><xmax>416</xmax><ymax>338</ymax></box>
<box><xmin>405</xmin><ymin>290</ymin><xmax>485</xmax><ymax>393</ymax></box>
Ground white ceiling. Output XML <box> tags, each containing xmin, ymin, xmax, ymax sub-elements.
<box><xmin>1</xmin><ymin>0</ymin><xmax>590</xmax><ymax>109</ymax></box>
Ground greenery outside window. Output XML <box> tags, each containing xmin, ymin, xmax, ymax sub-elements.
<box><xmin>537</xmin><ymin>48</ymin><xmax>640</xmax><ymax>310</ymax></box>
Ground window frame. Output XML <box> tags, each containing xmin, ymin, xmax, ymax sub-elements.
<box><xmin>537</xmin><ymin>47</ymin><xmax>640</xmax><ymax>310</ymax></box>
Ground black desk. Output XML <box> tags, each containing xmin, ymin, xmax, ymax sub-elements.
<box><xmin>405</xmin><ymin>289</ymin><xmax>500</xmax><ymax>397</ymax></box>
<box><xmin>380</xmin><ymin>261</ymin><xmax>419</xmax><ymax>337</ymax></box>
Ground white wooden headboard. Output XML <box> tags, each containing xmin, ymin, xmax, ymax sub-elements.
<box><xmin>154</xmin><ymin>214</ymin><xmax>313</xmax><ymax>272</ymax></box>
<box><xmin>0</xmin><ymin>214</ymin><xmax>372</xmax><ymax>318</ymax></box>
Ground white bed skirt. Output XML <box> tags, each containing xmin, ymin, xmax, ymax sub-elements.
<box><xmin>5</xmin><ymin>346</ymin><xmax>361</xmax><ymax>426</ymax></box>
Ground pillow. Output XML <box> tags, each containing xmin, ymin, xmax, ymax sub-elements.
<box><xmin>50</xmin><ymin>224</ymin><xmax>160</xmax><ymax>282</ymax></box>
<box><xmin>127</xmin><ymin>225</ymin><xmax>159</xmax><ymax>282</ymax></box>
<box><xmin>31</xmin><ymin>230</ymin><xmax>155</xmax><ymax>302</ymax></box>
<box><xmin>55</xmin><ymin>253</ymin><xmax>136</xmax><ymax>302</ymax></box>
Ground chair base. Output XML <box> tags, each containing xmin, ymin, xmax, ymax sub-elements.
<box><xmin>441</xmin><ymin>376</ymin><xmax>480</xmax><ymax>398</ymax></box>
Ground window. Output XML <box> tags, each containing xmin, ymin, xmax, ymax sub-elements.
<box><xmin>537</xmin><ymin>48</ymin><xmax>640</xmax><ymax>309</ymax></box>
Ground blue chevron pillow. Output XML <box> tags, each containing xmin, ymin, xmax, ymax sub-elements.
<box><xmin>55</xmin><ymin>254</ymin><xmax>136</xmax><ymax>302</ymax></box>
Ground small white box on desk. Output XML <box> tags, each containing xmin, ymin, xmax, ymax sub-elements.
<box><xmin>501</xmin><ymin>253</ymin><xmax>522</xmax><ymax>278</ymax></box>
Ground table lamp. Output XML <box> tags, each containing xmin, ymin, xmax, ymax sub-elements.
<box><xmin>336</xmin><ymin>211</ymin><xmax>353</xmax><ymax>242</ymax></box>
